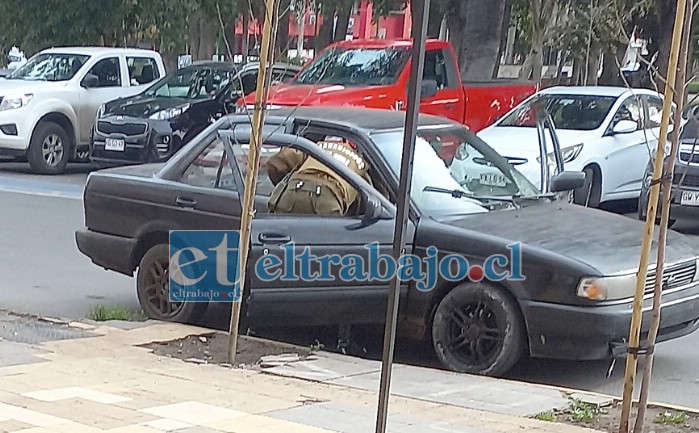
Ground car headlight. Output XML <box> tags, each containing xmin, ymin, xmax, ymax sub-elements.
<box><xmin>0</xmin><ymin>93</ymin><xmax>33</xmax><ymax>111</ymax></box>
<box><xmin>95</xmin><ymin>103</ymin><xmax>106</xmax><ymax>120</ymax></box>
<box><xmin>536</xmin><ymin>143</ymin><xmax>584</xmax><ymax>165</ymax></box>
<box><xmin>576</xmin><ymin>273</ymin><xmax>638</xmax><ymax>301</ymax></box>
<box><xmin>150</xmin><ymin>104</ymin><xmax>190</xmax><ymax>120</ymax></box>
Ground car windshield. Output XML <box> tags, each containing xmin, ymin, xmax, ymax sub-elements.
<box><xmin>371</xmin><ymin>126</ymin><xmax>540</xmax><ymax>217</ymax></box>
<box><xmin>8</xmin><ymin>53</ymin><xmax>89</xmax><ymax>81</ymax></box>
<box><xmin>498</xmin><ymin>94</ymin><xmax>617</xmax><ymax>131</ymax></box>
<box><xmin>293</xmin><ymin>47</ymin><xmax>410</xmax><ymax>86</ymax></box>
<box><xmin>144</xmin><ymin>66</ymin><xmax>235</xmax><ymax>99</ymax></box>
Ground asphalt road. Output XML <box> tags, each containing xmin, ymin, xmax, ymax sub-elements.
<box><xmin>0</xmin><ymin>161</ymin><xmax>698</xmax><ymax>408</ymax></box>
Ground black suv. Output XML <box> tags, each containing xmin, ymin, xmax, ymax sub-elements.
<box><xmin>639</xmin><ymin>106</ymin><xmax>699</xmax><ymax>227</ymax></box>
<box><xmin>90</xmin><ymin>61</ymin><xmax>300</xmax><ymax>165</ymax></box>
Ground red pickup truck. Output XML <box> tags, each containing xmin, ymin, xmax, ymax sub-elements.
<box><xmin>242</xmin><ymin>39</ymin><xmax>538</xmax><ymax>140</ymax></box>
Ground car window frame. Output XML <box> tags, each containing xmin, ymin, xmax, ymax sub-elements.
<box><xmin>220</xmin><ymin>129</ymin><xmax>395</xmax><ymax>220</ymax></box>
<box><xmin>643</xmin><ymin>95</ymin><xmax>674</xmax><ymax>129</ymax></box>
<box><xmin>83</xmin><ymin>56</ymin><xmax>123</xmax><ymax>88</ymax></box>
<box><xmin>126</xmin><ymin>56</ymin><xmax>161</xmax><ymax>86</ymax></box>
<box><xmin>606</xmin><ymin>94</ymin><xmax>644</xmax><ymax>134</ymax></box>
<box><xmin>177</xmin><ymin>132</ymin><xmax>238</xmax><ymax>192</ymax></box>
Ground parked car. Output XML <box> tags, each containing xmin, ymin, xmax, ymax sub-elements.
<box><xmin>75</xmin><ymin>106</ymin><xmax>699</xmax><ymax>376</ymax></box>
<box><xmin>90</xmin><ymin>61</ymin><xmax>300</xmax><ymax>165</ymax></box>
<box><xmin>239</xmin><ymin>39</ymin><xmax>538</xmax><ymax>161</ymax></box>
<box><xmin>472</xmin><ymin>86</ymin><xmax>669</xmax><ymax>207</ymax></box>
<box><xmin>639</xmin><ymin>106</ymin><xmax>699</xmax><ymax>227</ymax></box>
<box><xmin>0</xmin><ymin>47</ymin><xmax>165</xmax><ymax>174</ymax></box>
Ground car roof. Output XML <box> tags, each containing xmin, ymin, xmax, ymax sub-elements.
<box><xmin>245</xmin><ymin>106</ymin><xmax>459</xmax><ymax>133</ymax></box>
<box><xmin>540</xmin><ymin>86</ymin><xmax>660</xmax><ymax>98</ymax></box>
<box><xmin>40</xmin><ymin>46</ymin><xmax>160</xmax><ymax>56</ymax></box>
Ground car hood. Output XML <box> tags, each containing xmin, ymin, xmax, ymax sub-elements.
<box><xmin>437</xmin><ymin>202</ymin><xmax>699</xmax><ymax>275</ymax></box>
<box><xmin>248</xmin><ymin>83</ymin><xmax>395</xmax><ymax>107</ymax></box>
<box><xmin>477</xmin><ymin>126</ymin><xmax>598</xmax><ymax>162</ymax></box>
<box><xmin>105</xmin><ymin>95</ymin><xmax>195</xmax><ymax>118</ymax></box>
<box><xmin>0</xmin><ymin>78</ymin><xmax>66</xmax><ymax>95</ymax></box>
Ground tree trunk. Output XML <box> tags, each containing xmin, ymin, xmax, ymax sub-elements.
<box><xmin>495</xmin><ymin>0</ymin><xmax>513</xmax><ymax>77</ymax></box>
<box><xmin>315</xmin><ymin>8</ymin><xmax>334</xmax><ymax>52</ymax></box>
<box><xmin>334</xmin><ymin>4</ymin><xmax>352</xmax><ymax>42</ymax></box>
<box><xmin>655</xmin><ymin>0</ymin><xmax>677</xmax><ymax>82</ymax></box>
<box><xmin>455</xmin><ymin>0</ymin><xmax>508</xmax><ymax>80</ymax></box>
<box><xmin>241</xmin><ymin>7</ymin><xmax>249</xmax><ymax>60</ymax></box>
<box><xmin>274</xmin><ymin>0</ymin><xmax>292</xmax><ymax>60</ymax></box>
<box><xmin>585</xmin><ymin>44</ymin><xmax>602</xmax><ymax>85</ymax></box>
<box><xmin>599</xmin><ymin>43</ymin><xmax>626</xmax><ymax>86</ymax></box>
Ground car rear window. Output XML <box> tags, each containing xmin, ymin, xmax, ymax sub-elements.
<box><xmin>499</xmin><ymin>94</ymin><xmax>617</xmax><ymax>131</ymax></box>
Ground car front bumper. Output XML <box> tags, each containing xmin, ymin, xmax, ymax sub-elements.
<box><xmin>90</xmin><ymin>116</ymin><xmax>178</xmax><ymax>165</ymax></box>
<box><xmin>75</xmin><ymin>229</ymin><xmax>137</xmax><ymax>276</ymax></box>
<box><xmin>522</xmin><ymin>282</ymin><xmax>699</xmax><ymax>360</ymax></box>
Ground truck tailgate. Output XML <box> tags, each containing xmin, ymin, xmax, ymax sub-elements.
<box><xmin>462</xmin><ymin>80</ymin><xmax>538</xmax><ymax>132</ymax></box>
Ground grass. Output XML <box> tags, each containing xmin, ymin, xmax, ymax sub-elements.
<box><xmin>655</xmin><ymin>411</ymin><xmax>687</xmax><ymax>425</ymax></box>
<box><xmin>86</xmin><ymin>305</ymin><xmax>146</xmax><ymax>322</ymax></box>
<box><xmin>567</xmin><ymin>399</ymin><xmax>604</xmax><ymax>423</ymax></box>
<box><xmin>534</xmin><ymin>411</ymin><xmax>556</xmax><ymax>422</ymax></box>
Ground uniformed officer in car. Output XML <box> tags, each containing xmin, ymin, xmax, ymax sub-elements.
<box><xmin>266</xmin><ymin>137</ymin><xmax>372</xmax><ymax>215</ymax></box>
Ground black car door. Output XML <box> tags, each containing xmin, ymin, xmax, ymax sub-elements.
<box><xmin>136</xmin><ymin>130</ymin><xmax>242</xmax><ymax>233</ymax></box>
<box><xmin>222</xmin><ymin>130</ymin><xmax>413</xmax><ymax>328</ymax></box>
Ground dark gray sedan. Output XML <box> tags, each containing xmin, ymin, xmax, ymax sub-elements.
<box><xmin>76</xmin><ymin>107</ymin><xmax>699</xmax><ymax>376</ymax></box>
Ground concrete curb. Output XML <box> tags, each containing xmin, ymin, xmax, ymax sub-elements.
<box><xmin>8</xmin><ymin>310</ymin><xmax>699</xmax><ymax>417</ymax></box>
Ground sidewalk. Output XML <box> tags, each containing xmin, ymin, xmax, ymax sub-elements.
<box><xmin>0</xmin><ymin>314</ymin><xmax>611</xmax><ymax>433</ymax></box>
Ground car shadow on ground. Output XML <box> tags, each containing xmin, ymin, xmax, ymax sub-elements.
<box><xmin>0</xmin><ymin>161</ymin><xmax>99</xmax><ymax>175</ymax></box>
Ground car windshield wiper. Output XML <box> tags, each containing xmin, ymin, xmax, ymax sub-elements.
<box><xmin>514</xmin><ymin>192</ymin><xmax>559</xmax><ymax>201</ymax></box>
<box><xmin>423</xmin><ymin>186</ymin><xmax>520</xmax><ymax>208</ymax></box>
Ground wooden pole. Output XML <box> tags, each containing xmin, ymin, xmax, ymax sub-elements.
<box><xmin>632</xmin><ymin>2</ymin><xmax>692</xmax><ymax>432</ymax></box>
<box><xmin>226</xmin><ymin>0</ymin><xmax>280</xmax><ymax>364</ymax></box>
<box><xmin>374</xmin><ymin>0</ymin><xmax>430</xmax><ymax>431</ymax></box>
<box><xmin>617</xmin><ymin>0</ymin><xmax>687</xmax><ymax>431</ymax></box>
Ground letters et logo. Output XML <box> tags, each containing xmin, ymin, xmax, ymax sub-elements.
<box><xmin>169</xmin><ymin>230</ymin><xmax>242</xmax><ymax>302</ymax></box>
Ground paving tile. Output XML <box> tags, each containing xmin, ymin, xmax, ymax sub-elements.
<box><xmin>0</xmin><ymin>402</ymin><xmax>69</xmax><ymax>427</ymax></box>
<box><xmin>105</xmin><ymin>426</ymin><xmax>164</xmax><ymax>433</ymax></box>
<box><xmin>140</xmin><ymin>401</ymin><xmax>248</xmax><ymax>425</ymax></box>
<box><xmin>23</xmin><ymin>386</ymin><xmax>131</xmax><ymax>404</ymax></box>
<box><xmin>212</xmin><ymin>414</ymin><xmax>339</xmax><ymax>433</ymax></box>
<box><xmin>178</xmin><ymin>427</ymin><xmax>228</xmax><ymax>433</ymax></box>
<box><xmin>0</xmin><ymin>419</ymin><xmax>34</xmax><ymax>432</ymax></box>
<box><xmin>140</xmin><ymin>418</ymin><xmax>194</xmax><ymax>430</ymax></box>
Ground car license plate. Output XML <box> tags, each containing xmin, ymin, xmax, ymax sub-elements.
<box><xmin>480</xmin><ymin>173</ymin><xmax>507</xmax><ymax>187</ymax></box>
<box><xmin>680</xmin><ymin>190</ymin><xmax>699</xmax><ymax>206</ymax></box>
<box><xmin>105</xmin><ymin>138</ymin><xmax>125</xmax><ymax>151</ymax></box>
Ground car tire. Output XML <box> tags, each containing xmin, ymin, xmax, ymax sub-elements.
<box><xmin>573</xmin><ymin>167</ymin><xmax>601</xmax><ymax>207</ymax></box>
<box><xmin>136</xmin><ymin>244</ymin><xmax>208</xmax><ymax>323</ymax></box>
<box><xmin>431</xmin><ymin>282</ymin><xmax>525</xmax><ymax>376</ymax></box>
<box><xmin>27</xmin><ymin>121</ymin><xmax>71</xmax><ymax>174</ymax></box>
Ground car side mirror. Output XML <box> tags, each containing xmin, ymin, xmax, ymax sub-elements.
<box><xmin>421</xmin><ymin>79</ymin><xmax>438</xmax><ymax>99</ymax></box>
<box><xmin>612</xmin><ymin>120</ymin><xmax>637</xmax><ymax>134</ymax></box>
<box><xmin>550</xmin><ymin>171</ymin><xmax>586</xmax><ymax>192</ymax></box>
<box><xmin>81</xmin><ymin>73</ymin><xmax>99</xmax><ymax>88</ymax></box>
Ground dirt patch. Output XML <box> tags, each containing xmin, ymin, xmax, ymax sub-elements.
<box><xmin>537</xmin><ymin>399</ymin><xmax>699</xmax><ymax>432</ymax></box>
<box><xmin>141</xmin><ymin>332</ymin><xmax>314</xmax><ymax>367</ymax></box>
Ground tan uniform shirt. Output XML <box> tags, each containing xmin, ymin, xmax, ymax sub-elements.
<box><xmin>266</xmin><ymin>140</ymin><xmax>372</xmax><ymax>210</ymax></box>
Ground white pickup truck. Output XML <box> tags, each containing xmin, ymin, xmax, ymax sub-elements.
<box><xmin>0</xmin><ymin>47</ymin><xmax>165</xmax><ymax>174</ymax></box>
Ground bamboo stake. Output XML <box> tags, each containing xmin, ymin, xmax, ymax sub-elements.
<box><xmin>227</xmin><ymin>0</ymin><xmax>280</xmax><ymax>364</ymax></box>
<box><xmin>617</xmin><ymin>1</ymin><xmax>687</xmax><ymax>431</ymax></box>
<box><xmin>632</xmin><ymin>2</ymin><xmax>692</xmax><ymax>432</ymax></box>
